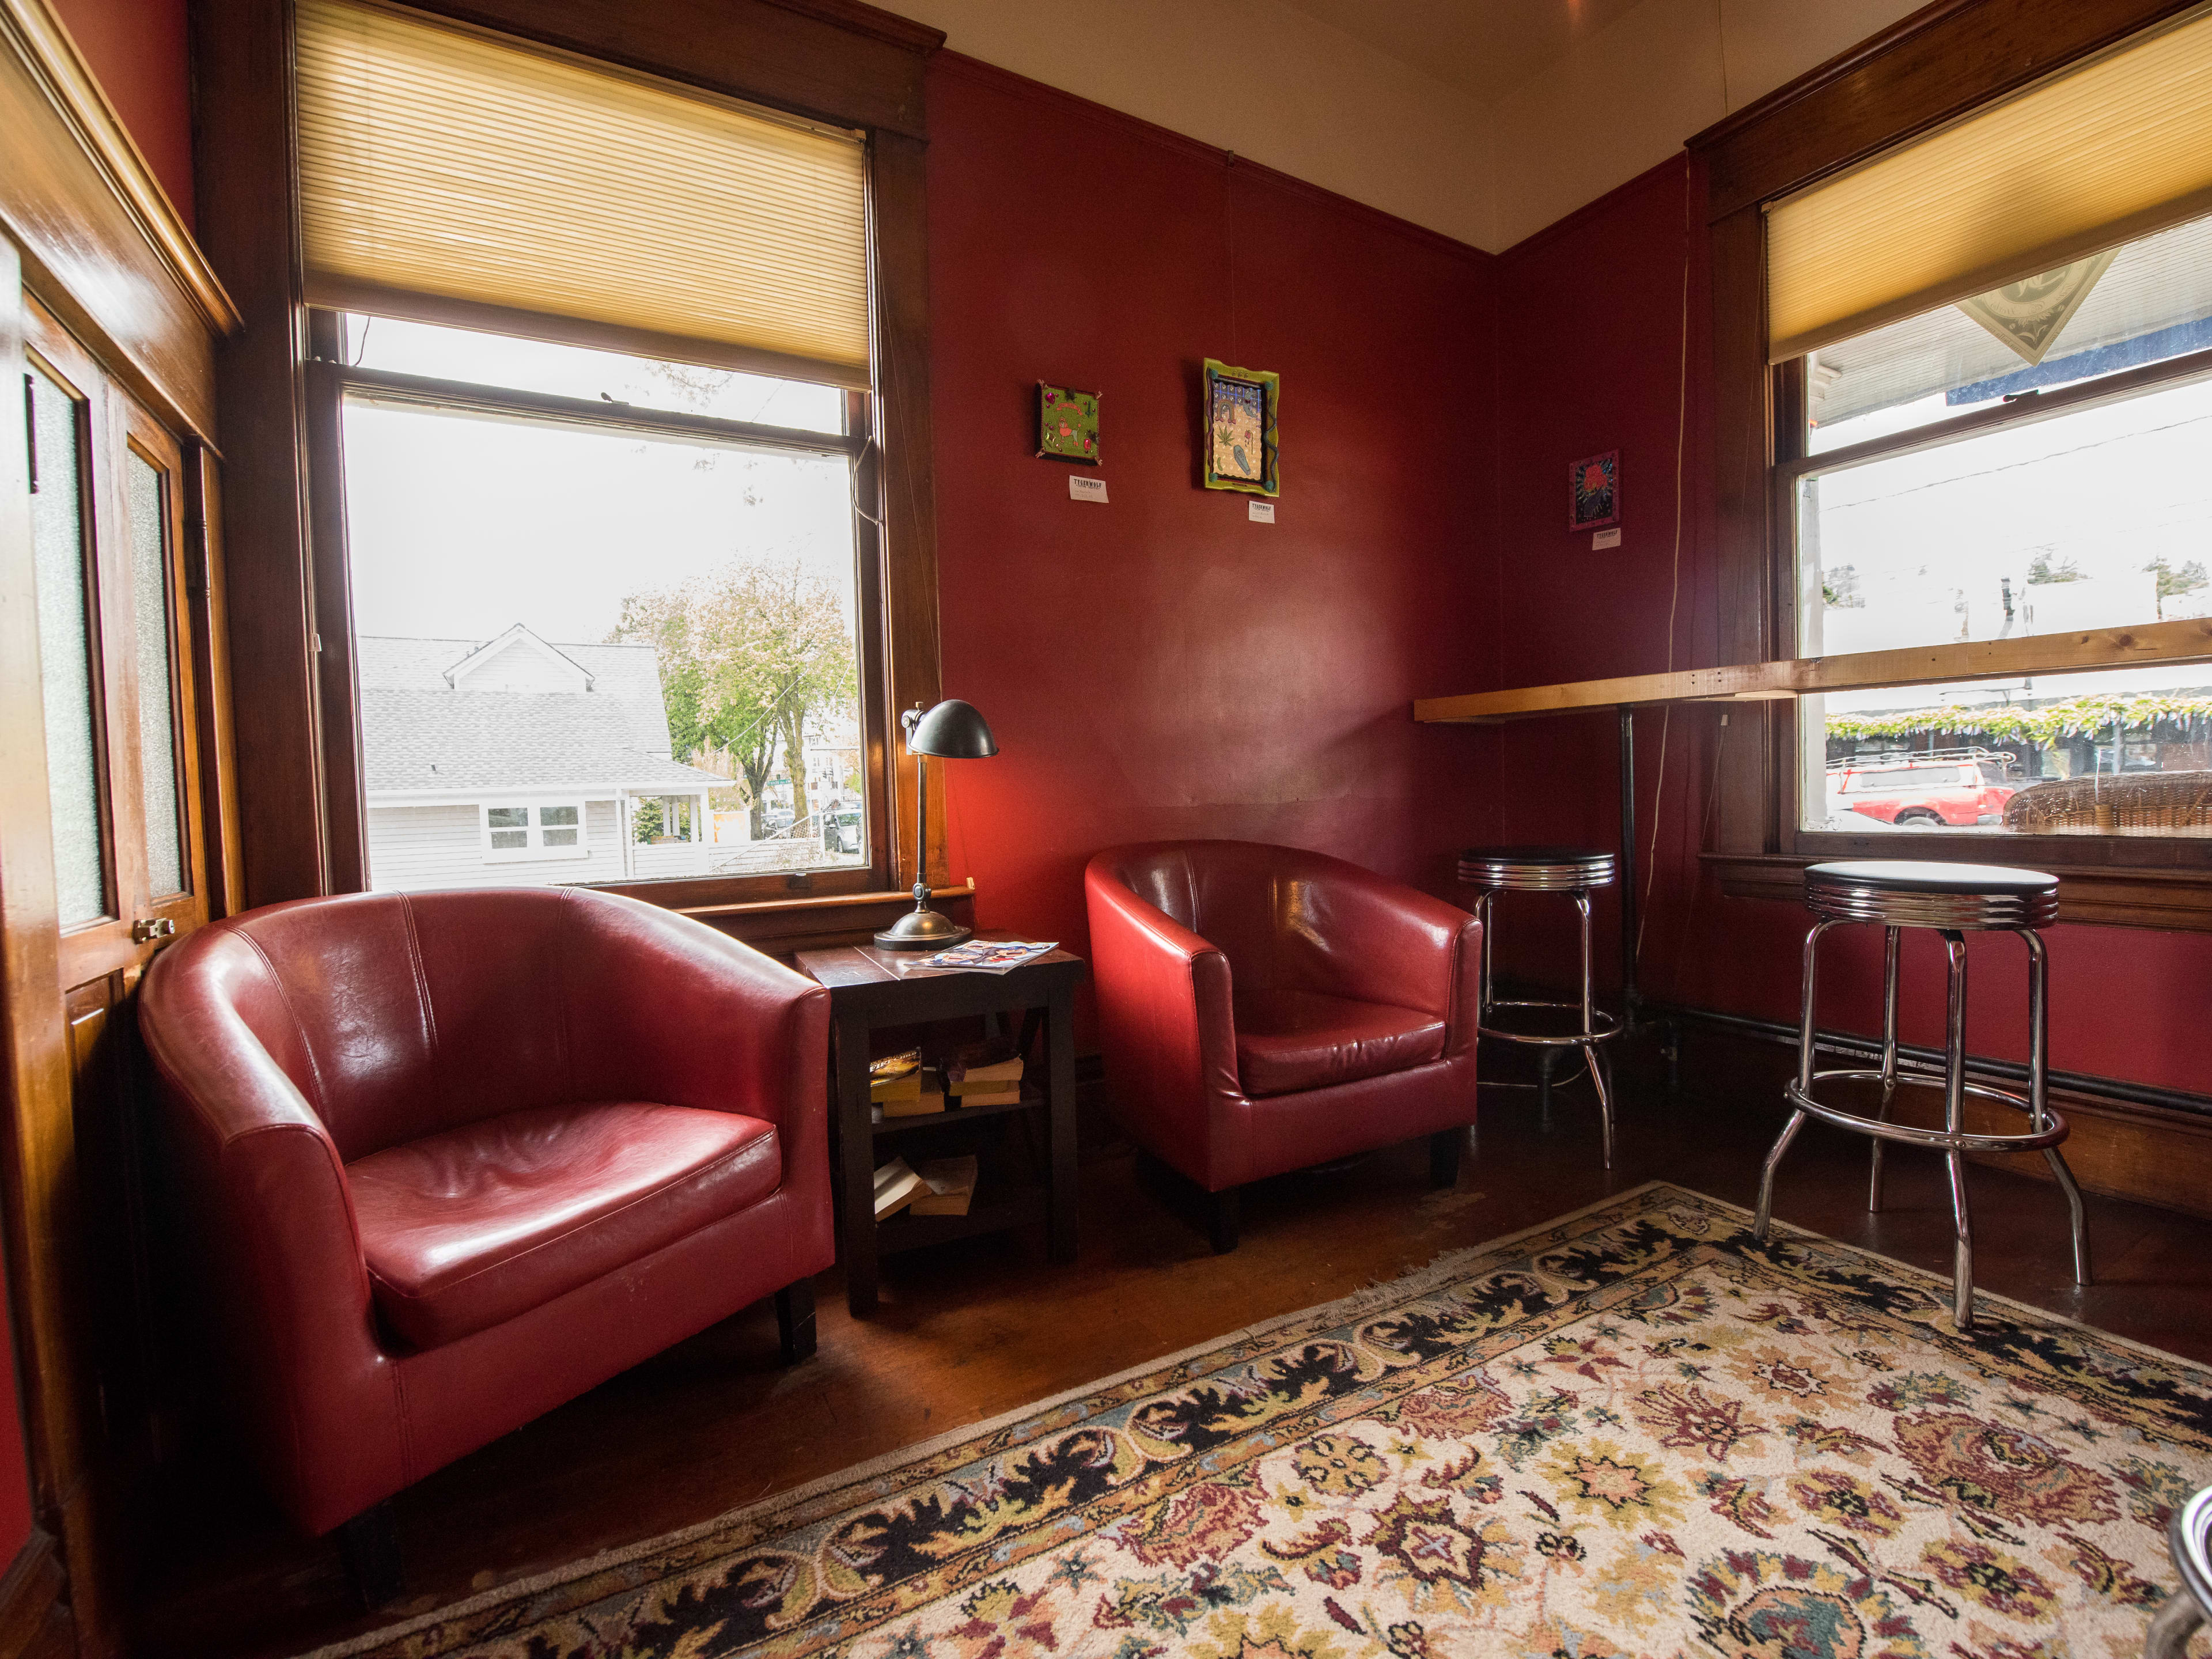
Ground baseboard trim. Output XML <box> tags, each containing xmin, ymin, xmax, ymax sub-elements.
<box><xmin>0</xmin><ymin>1530</ymin><xmax>65</xmax><ymax>1659</ymax></box>
<box><xmin>1659</xmin><ymin>1003</ymin><xmax>2212</xmax><ymax>1221</ymax></box>
<box><xmin>1657</xmin><ymin>1003</ymin><xmax>2212</xmax><ymax>1121</ymax></box>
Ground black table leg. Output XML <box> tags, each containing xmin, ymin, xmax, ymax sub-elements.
<box><xmin>834</xmin><ymin>1009</ymin><xmax>880</xmax><ymax>1316</ymax></box>
<box><xmin>1046</xmin><ymin>980</ymin><xmax>1078</xmax><ymax>1263</ymax></box>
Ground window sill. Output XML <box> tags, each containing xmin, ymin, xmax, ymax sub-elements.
<box><xmin>1705</xmin><ymin>853</ymin><xmax>2212</xmax><ymax>930</ymax></box>
<box><xmin>661</xmin><ymin>880</ymin><xmax>979</xmax><ymax>957</ymax></box>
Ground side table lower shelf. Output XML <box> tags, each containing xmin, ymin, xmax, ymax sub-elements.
<box><xmin>877</xmin><ymin>1185</ymin><xmax>1050</xmax><ymax>1255</ymax></box>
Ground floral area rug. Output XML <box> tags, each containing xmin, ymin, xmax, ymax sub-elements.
<box><xmin>316</xmin><ymin>1182</ymin><xmax>2212</xmax><ymax>1658</ymax></box>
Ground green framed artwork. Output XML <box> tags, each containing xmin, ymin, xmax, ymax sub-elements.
<box><xmin>1202</xmin><ymin>359</ymin><xmax>1278</xmax><ymax>497</ymax></box>
<box><xmin>1037</xmin><ymin>384</ymin><xmax>1101</xmax><ymax>464</ymax></box>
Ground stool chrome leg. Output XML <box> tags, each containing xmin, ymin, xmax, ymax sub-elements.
<box><xmin>1869</xmin><ymin>925</ymin><xmax>1900</xmax><ymax>1213</ymax></box>
<box><xmin>2143</xmin><ymin>1580</ymin><xmax>2206</xmax><ymax>1659</ymax></box>
<box><xmin>1941</xmin><ymin>930</ymin><xmax>1976</xmax><ymax>1328</ymax></box>
<box><xmin>1757</xmin><ymin>920</ymin><xmax>1830</xmax><ymax>1242</ymax></box>
<box><xmin>2021</xmin><ymin>929</ymin><xmax>2091</xmax><ymax>1286</ymax></box>
<box><xmin>1575</xmin><ymin>893</ymin><xmax>1612</xmax><ymax>1168</ymax></box>
<box><xmin>1475</xmin><ymin>892</ymin><xmax>1494</xmax><ymax>1027</ymax></box>
<box><xmin>1585</xmin><ymin>1044</ymin><xmax>1615</xmax><ymax>1169</ymax></box>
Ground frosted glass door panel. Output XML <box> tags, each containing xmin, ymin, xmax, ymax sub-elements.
<box><xmin>126</xmin><ymin>452</ymin><xmax>184</xmax><ymax>897</ymax></box>
<box><xmin>27</xmin><ymin>368</ymin><xmax>108</xmax><ymax>927</ymax></box>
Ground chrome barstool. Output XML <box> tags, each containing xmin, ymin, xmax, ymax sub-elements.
<box><xmin>2145</xmin><ymin>1484</ymin><xmax>2212</xmax><ymax>1658</ymax></box>
<box><xmin>1457</xmin><ymin>846</ymin><xmax>1621</xmax><ymax>1168</ymax></box>
<box><xmin>1753</xmin><ymin>860</ymin><xmax>2091</xmax><ymax>1329</ymax></box>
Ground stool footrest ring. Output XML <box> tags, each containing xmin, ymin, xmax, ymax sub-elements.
<box><xmin>1785</xmin><ymin>1069</ymin><xmax>2070</xmax><ymax>1153</ymax></box>
<box><xmin>1478</xmin><ymin>997</ymin><xmax>1621</xmax><ymax>1048</ymax></box>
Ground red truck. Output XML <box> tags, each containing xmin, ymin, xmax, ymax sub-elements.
<box><xmin>1827</xmin><ymin>755</ymin><xmax>2018</xmax><ymax>827</ymax></box>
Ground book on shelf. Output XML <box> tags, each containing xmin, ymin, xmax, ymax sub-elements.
<box><xmin>870</xmin><ymin>1048</ymin><xmax>924</xmax><ymax>1101</ymax></box>
<box><xmin>953</xmin><ymin>1084</ymin><xmax>1021</xmax><ymax>1108</ymax></box>
<box><xmin>882</xmin><ymin>1075</ymin><xmax>946</xmax><ymax>1118</ymax></box>
<box><xmin>945</xmin><ymin>1039</ymin><xmax>1023</xmax><ymax>1088</ymax></box>
<box><xmin>873</xmin><ymin>1156</ymin><xmax>926</xmax><ymax>1221</ymax></box>
<box><xmin>910</xmin><ymin>1154</ymin><xmax>978</xmax><ymax>1217</ymax></box>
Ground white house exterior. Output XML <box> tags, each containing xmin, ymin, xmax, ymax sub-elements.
<box><xmin>359</xmin><ymin>626</ymin><xmax>724</xmax><ymax>892</ymax></box>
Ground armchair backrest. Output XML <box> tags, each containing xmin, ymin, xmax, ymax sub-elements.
<box><xmin>1094</xmin><ymin>839</ymin><xmax>1348</xmax><ymax>996</ymax></box>
<box><xmin>149</xmin><ymin>888</ymin><xmax>675</xmax><ymax>1161</ymax></box>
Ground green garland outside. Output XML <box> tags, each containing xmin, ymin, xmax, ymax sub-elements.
<box><xmin>1824</xmin><ymin>691</ymin><xmax>2212</xmax><ymax>745</ymax></box>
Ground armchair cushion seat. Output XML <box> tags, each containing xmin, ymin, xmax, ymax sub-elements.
<box><xmin>349</xmin><ymin>1100</ymin><xmax>782</xmax><ymax>1350</ymax></box>
<box><xmin>1233</xmin><ymin>991</ymin><xmax>1445</xmax><ymax>1097</ymax></box>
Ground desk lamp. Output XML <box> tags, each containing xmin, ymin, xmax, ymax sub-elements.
<box><xmin>875</xmin><ymin>698</ymin><xmax>996</xmax><ymax>949</ymax></box>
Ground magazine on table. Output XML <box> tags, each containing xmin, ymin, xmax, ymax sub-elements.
<box><xmin>918</xmin><ymin>938</ymin><xmax>1056</xmax><ymax>974</ymax></box>
<box><xmin>866</xmin><ymin>939</ymin><xmax>1057</xmax><ymax>977</ymax></box>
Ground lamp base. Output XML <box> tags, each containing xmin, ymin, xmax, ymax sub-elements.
<box><xmin>873</xmin><ymin>907</ymin><xmax>973</xmax><ymax>951</ymax></box>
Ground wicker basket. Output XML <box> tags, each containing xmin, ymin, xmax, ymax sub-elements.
<box><xmin>2002</xmin><ymin>770</ymin><xmax>2212</xmax><ymax>836</ymax></box>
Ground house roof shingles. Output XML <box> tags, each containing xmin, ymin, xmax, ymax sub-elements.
<box><xmin>358</xmin><ymin>634</ymin><xmax>723</xmax><ymax>798</ymax></box>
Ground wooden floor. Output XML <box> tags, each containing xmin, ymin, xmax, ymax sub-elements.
<box><xmin>139</xmin><ymin>1035</ymin><xmax>2212</xmax><ymax>1658</ymax></box>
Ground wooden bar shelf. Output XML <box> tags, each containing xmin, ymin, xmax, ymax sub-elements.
<box><xmin>1414</xmin><ymin>617</ymin><xmax>2212</xmax><ymax>724</ymax></box>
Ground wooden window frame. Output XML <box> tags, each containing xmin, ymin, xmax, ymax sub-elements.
<box><xmin>1690</xmin><ymin>0</ymin><xmax>2212</xmax><ymax>929</ymax></box>
<box><xmin>196</xmin><ymin>0</ymin><xmax>954</xmax><ymax>940</ymax></box>
<box><xmin>305</xmin><ymin>331</ymin><xmax>896</xmax><ymax>906</ymax></box>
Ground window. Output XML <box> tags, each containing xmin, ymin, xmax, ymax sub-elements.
<box><xmin>290</xmin><ymin>0</ymin><xmax>918</xmax><ymax>906</ymax></box>
<box><xmin>338</xmin><ymin>315</ymin><xmax>870</xmax><ymax>894</ymax></box>
<box><xmin>1790</xmin><ymin>209</ymin><xmax>2212</xmax><ymax>839</ymax></box>
<box><xmin>1715</xmin><ymin>5</ymin><xmax>2212</xmax><ymax>870</ymax></box>
<box><xmin>481</xmin><ymin>801</ymin><xmax>588</xmax><ymax>861</ymax></box>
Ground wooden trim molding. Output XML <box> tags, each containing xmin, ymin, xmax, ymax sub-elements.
<box><xmin>0</xmin><ymin>0</ymin><xmax>238</xmax><ymax>334</ymax></box>
<box><xmin>0</xmin><ymin>0</ymin><xmax>233</xmax><ymax>445</ymax></box>
<box><xmin>1691</xmin><ymin>0</ymin><xmax>2204</xmax><ymax>221</ymax></box>
<box><xmin>1705</xmin><ymin>851</ymin><xmax>2212</xmax><ymax>930</ymax></box>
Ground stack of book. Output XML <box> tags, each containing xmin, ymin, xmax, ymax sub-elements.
<box><xmin>873</xmin><ymin>1153</ymin><xmax>978</xmax><ymax>1220</ymax></box>
<box><xmin>945</xmin><ymin>1039</ymin><xmax>1022</xmax><ymax>1107</ymax></box>
<box><xmin>872</xmin><ymin>1048</ymin><xmax>945</xmax><ymax>1118</ymax></box>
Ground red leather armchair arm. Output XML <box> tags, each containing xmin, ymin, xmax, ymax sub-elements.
<box><xmin>1294</xmin><ymin>856</ymin><xmax>1482</xmax><ymax>1059</ymax></box>
<box><xmin>1084</xmin><ymin>857</ymin><xmax>1243</xmax><ymax>1185</ymax></box>
<box><xmin>141</xmin><ymin>935</ymin><xmax>407</xmax><ymax>1533</ymax></box>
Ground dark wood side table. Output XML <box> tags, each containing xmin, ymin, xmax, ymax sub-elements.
<box><xmin>795</xmin><ymin>940</ymin><xmax>1086</xmax><ymax>1316</ymax></box>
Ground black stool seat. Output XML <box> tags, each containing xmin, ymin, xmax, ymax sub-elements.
<box><xmin>1459</xmin><ymin>846</ymin><xmax>1617</xmax><ymax>892</ymax></box>
<box><xmin>1805</xmin><ymin>859</ymin><xmax>2058</xmax><ymax>930</ymax></box>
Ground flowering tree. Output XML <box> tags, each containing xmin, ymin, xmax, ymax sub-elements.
<box><xmin>613</xmin><ymin>556</ymin><xmax>856</xmax><ymax>839</ymax></box>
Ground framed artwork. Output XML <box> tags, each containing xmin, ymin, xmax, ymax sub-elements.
<box><xmin>1037</xmin><ymin>384</ymin><xmax>1101</xmax><ymax>464</ymax></box>
<box><xmin>1203</xmin><ymin>359</ymin><xmax>1279</xmax><ymax>497</ymax></box>
<box><xmin>1569</xmin><ymin>449</ymin><xmax>1619</xmax><ymax>531</ymax></box>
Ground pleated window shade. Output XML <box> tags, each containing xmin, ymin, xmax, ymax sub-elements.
<box><xmin>1767</xmin><ymin>5</ymin><xmax>2212</xmax><ymax>364</ymax></box>
<box><xmin>296</xmin><ymin>0</ymin><xmax>871</xmax><ymax>386</ymax></box>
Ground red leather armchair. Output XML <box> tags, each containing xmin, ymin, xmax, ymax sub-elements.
<box><xmin>1085</xmin><ymin>840</ymin><xmax>1480</xmax><ymax>1249</ymax></box>
<box><xmin>139</xmin><ymin>887</ymin><xmax>831</xmax><ymax>1560</ymax></box>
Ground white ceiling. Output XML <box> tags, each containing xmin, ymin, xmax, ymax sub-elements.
<box><xmin>1278</xmin><ymin>0</ymin><xmax>1647</xmax><ymax>107</ymax></box>
<box><xmin>882</xmin><ymin>0</ymin><xmax>1927</xmax><ymax>251</ymax></box>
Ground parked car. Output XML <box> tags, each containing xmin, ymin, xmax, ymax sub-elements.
<box><xmin>824</xmin><ymin>804</ymin><xmax>863</xmax><ymax>855</ymax></box>
<box><xmin>1827</xmin><ymin>756</ymin><xmax>2018</xmax><ymax>827</ymax></box>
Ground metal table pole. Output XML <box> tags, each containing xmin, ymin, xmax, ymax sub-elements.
<box><xmin>1618</xmin><ymin>704</ymin><xmax>1638</xmax><ymax>1032</ymax></box>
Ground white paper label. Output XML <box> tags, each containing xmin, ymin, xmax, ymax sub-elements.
<box><xmin>1592</xmin><ymin>527</ymin><xmax>1622</xmax><ymax>550</ymax></box>
<box><xmin>1248</xmin><ymin>500</ymin><xmax>1276</xmax><ymax>522</ymax></box>
<box><xmin>1069</xmin><ymin>475</ymin><xmax>1108</xmax><ymax>502</ymax></box>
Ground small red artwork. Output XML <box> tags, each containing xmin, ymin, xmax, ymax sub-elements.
<box><xmin>1569</xmin><ymin>449</ymin><xmax>1620</xmax><ymax>531</ymax></box>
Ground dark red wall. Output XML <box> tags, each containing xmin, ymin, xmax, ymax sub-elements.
<box><xmin>1488</xmin><ymin>153</ymin><xmax>2212</xmax><ymax>1098</ymax></box>
<box><xmin>49</xmin><ymin>0</ymin><xmax>196</xmax><ymax>226</ymax></box>
<box><xmin>928</xmin><ymin>55</ymin><xmax>1501</xmax><ymax>986</ymax></box>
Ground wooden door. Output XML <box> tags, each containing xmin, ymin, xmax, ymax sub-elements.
<box><xmin>20</xmin><ymin>295</ymin><xmax>211</xmax><ymax>1638</ymax></box>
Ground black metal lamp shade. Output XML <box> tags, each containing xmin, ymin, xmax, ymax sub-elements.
<box><xmin>875</xmin><ymin>699</ymin><xmax>997</xmax><ymax>950</ymax></box>
<box><xmin>907</xmin><ymin>698</ymin><xmax>997</xmax><ymax>759</ymax></box>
